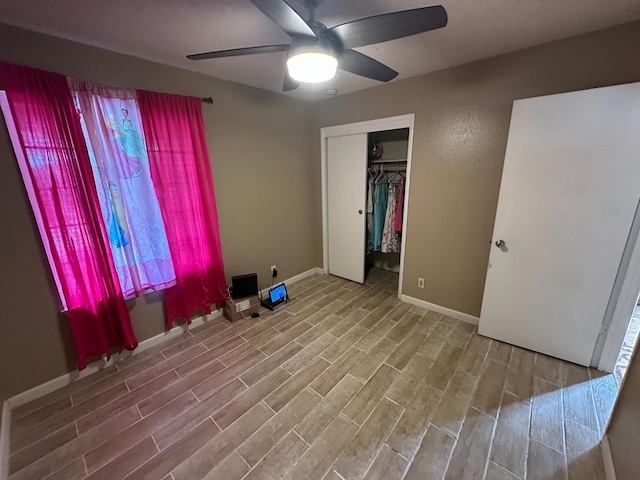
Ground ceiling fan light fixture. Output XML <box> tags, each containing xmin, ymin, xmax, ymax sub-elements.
<box><xmin>287</xmin><ymin>45</ymin><xmax>337</xmax><ymax>83</ymax></box>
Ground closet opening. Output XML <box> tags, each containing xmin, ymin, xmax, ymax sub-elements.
<box><xmin>365</xmin><ymin>128</ymin><xmax>409</xmax><ymax>284</ymax></box>
<box><xmin>321</xmin><ymin>114</ymin><xmax>415</xmax><ymax>297</ymax></box>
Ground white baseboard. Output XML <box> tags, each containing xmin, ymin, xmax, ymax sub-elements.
<box><xmin>8</xmin><ymin>267</ymin><xmax>322</xmax><ymax>410</ymax></box>
<box><xmin>601</xmin><ymin>435</ymin><xmax>617</xmax><ymax>480</ymax></box>
<box><xmin>259</xmin><ymin>267</ymin><xmax>324</xmax><ymax>297</ymax></box>
<box><xmin>400</xmin><ymin>294</ymin><xmax>480</xmax><ymax>326</ymax></box>
<box><xmin>0</xmin><ymin>401</ymin><xmax>10</xmax><ymax>480</ymax></box>
<box><xmin>8</xmin><ymin>311</ymin><xmax>221</xmax><ymax>409</ymax></box>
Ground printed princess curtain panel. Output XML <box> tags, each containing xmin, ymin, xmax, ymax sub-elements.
<box><xmin>1</xmin><ymin>62</ymin><xmax>227</xmax><ymax>369</ymax></box>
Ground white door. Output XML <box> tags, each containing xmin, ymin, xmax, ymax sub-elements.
<box><xmin>479</xmin><ymin>83</ymin><xmax>640</xmax><ymax>366</ymax></box>
<box><xmin>327</xmin><ymin>134</ymin><xmax>368</xmax><ymax>283</ymax></box>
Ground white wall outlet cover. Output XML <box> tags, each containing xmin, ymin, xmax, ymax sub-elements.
<box><xmin>236</xmin><ymin>299</ymin><xmax>251</xmax><ymax>312</ymax></box>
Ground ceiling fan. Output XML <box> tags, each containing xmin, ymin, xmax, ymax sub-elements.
<box><xmin>187</xmin><ymin>0</ymin><xmax>448</xmax><ymax>91</ymax></box>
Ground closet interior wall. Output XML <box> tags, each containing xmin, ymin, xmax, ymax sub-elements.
<box><xmin>367</xmin><ymin>128</ymin><xmax>409</xmax><ymax>275</ymax></box>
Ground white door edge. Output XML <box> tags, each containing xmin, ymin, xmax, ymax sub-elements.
<box><xmin>321</xmin><ymin>114</ymin><xmax>415</xmax><ymax>297</ymax></box>
<box><xmin>596</xmin><ymin>198</ymin><xmax>640</xmax><ymax>371</ymax></box>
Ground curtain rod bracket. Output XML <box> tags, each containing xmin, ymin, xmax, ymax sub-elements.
<box><xmin>201</xmin><ymin>97</ymin><xmax>213</xmax><ymax>104</ymax></box>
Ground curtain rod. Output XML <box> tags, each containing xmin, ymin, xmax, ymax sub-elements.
<box><xmin>201</xmin><ymin>97</ymin><xmax>213</xmax><ymax>104</ymax></box>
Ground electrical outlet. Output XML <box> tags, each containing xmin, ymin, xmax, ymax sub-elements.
<box><xmin>418</xmin><ymin>277</ymin><xmax>425</xmax><ymax>288</ymax></box>
<box><xmin>271</xmin><ymin>265</ymin><xmax>277</xmax><ymax>276</ymax></box>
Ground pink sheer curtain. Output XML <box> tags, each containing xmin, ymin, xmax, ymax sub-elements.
<box><xmin>137</xmin><ymin>90</ymin><xmax>227</xmax><ymax>327</ymax></box>
<box><xmin>1</xmin><ymin>63</ymin><xmax>137</xmax><ymax>369</ymax></box>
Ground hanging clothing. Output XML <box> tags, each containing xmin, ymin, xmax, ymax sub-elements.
<box><xmin>370</xmin><ymin>176</ymin><xmax>388</xmax><ymax>251</ymax></box>
<box><xmin>382</xmin><ymin>182</ymin><xmax>400</xmax><ymax>253</ymax></box>
<box><xmin>394</xmin><ymin>178</ymin><xmax>405</xmax><ymax>232</ymax></box>
<box><xmin>367</xmin><ymin>175</ymin><xmax>374</xmax><ymax>240</ymax></box>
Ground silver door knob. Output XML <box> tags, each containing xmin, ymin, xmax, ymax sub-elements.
<box><xmin>495</xmin><ymin>240</ymin><xmax>505</xmax><ymax>248</ymax></box>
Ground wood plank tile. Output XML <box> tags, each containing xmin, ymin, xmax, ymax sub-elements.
<box><xmin>85</xmin><ymin>391</ymin><xmax>198</xmax><ymax>472</ymax></box>
<box><xmin>531</xmin><ymin>377</ymin><xmax>564</xmax><ymax>453</ymax></box>
<box><xmin>11</xmin><ymin>406</ymin><xmax>141</xmax><ymax>480</ymax></box>
<box><xmin>590</xmin><ymin>372</ymin><xmax>618</xmax><ymax>433</ymax></box>
<box><xmin>385</xmin><ymin>353</ymin><xmax>433</xmax><ymax>407</ymax></box>
<box><xmin>343</xmin><ymin>364</ymin><xmax>398</xmax><ymax>425</ymax></box>
<box><xmin>161</xmin><ymin>323</ymin><xmax>228</xmax><ymax>360</ymax></box>
<box><xmin>282</xmin><ymin>333</ymin><xmax>336</xmax><ymax>374</ymax></box>
<box><xmin>472</xmin><ymin>360</ymin><xmax>508</xmax><ymax>418</ymax></box>
<box><xmin>386</xmin><ymin>312</ymin><xmax>421</xmax><ymax>343</ymax></box>
<box><xmin>415</xmin><ymin>311</ymin><xmax>443</xmax><ymax>334</ymax></box>
<box><xmin>178</xmin><ymin>336</ymin><xmax>245</xmax><ymax>375</ymax></box>
<box><xmin>487</xmin><ymin>340</ymin><xmax>513</xmax><ymax>365</ymax></box>
<box><xmin>201</xmin><ymin>452</ymin><xmax>250</xmax><ymax>480</ymax></box>
<box><xmin>528</xmin><ymin>439</ymin><xmax>566</xmax><ymax>480</ymax></box>
<box><xmin>240</xmin><ymin>312</ymin><xmax>290</xmax><ymax>340</ymax></box>
<box><xmin>385</xmin><ymin>332</ymin><xmax>427</xmax><ymax>370</ymax></box>
<box><xmin>440</xmin><ymin>315</ymin><xmax>458</xmax><ymax>326</ymax></box>
<box><xmin>153</xmin><ymin>379</ymin><xmax>244</xmax><ymax>450</ymax></box>
<box><xmin>358</xmin><ymin>302</ymin><xmax>395</xmax><ymax>329</ymax></box>
<box><xmin>172</xmin><ymin>403</ymin><xmax>273</xmax><ymax>480</ymax></box>
<box><xmin>321</xmin><ymin>325</ymin><xmax>368</xmax><ymax>363</ymax></box>
<box><xmin>239</xmin><ymin>389</ymin><xmax>321</xmax><ymax>467</ymax></box>
<box><xmin>137</xmin><ymin>360</ymin><xmax>226</xmax><ymax>416</ymax></box>
<box><xmin>14</xmin><ymin>381</ymin><xmax>132</xmax><ymax>450</ymax></box>
<box><xmin>313</xmin><ymin>287</ymin><xmax>350</xmax><ymax>310</ymax></box>
<box><xmin>362</xmin><ymin>290</ymin><xmax>393</xmax><ymax>311</ymax></box>
<box><xmin>9</xmin><ymin>423</ymin><xmax>77</xmax><ymax>474</ymax></box>
<box><xmin>214</xmin><ymin>368</ymin><xmax>291</xmax><ymax>429</ymax></box>
<box><xmin>457</xmin><ymin>334</ymin><xmax>492</xmax><ymax>377</ymax></box>
<box><xmin>328</xmin><ymin>309</ymin><xmax>368</xmax><ymax>337</ymax></box>
<box><xmin>485</xmin><ymin>461</ymin><xmax>521</xmax><ymax>480</ymax></box>
<box><xmin>242</xmin><ymin>342</ymin><xmax>303</xmax><ymax>386</ymax></box>
<box><xmin>447</xmin><ymin>321</ymin><xmax>475</xmax><ymax>348</ymax></box>
<box><xmin>284</xmin><ymin>415</ymin><xmax>358</xmax><ymax>480</ymax></box>
<box><xmin>243</xmin><ymin>431</ymin><xmax>307</xmax><ymax>480</ymax></box>
<box><xmin>265</xmin><ymin>357</ymin><xmax>330</xmax><ymax>412</ymax></box>
<box><xmin>11</xmin><ymin>396</ymin><xmax>72</xmax><ymax>435</ymax></box>
<box><xmin>296</xmin><ymin>315</ymin><xmax>341</xmax><ymax>346</ymax></box>
<box><xmin>505</xmin><ymin>347</ymin><xmax>535</xmax><ymax>400</ymax></box>
<box><xmin>258</xmin><ymin>321</ymin><xmax>312</xmax><ymax>356</ymax></box>
<box><xmin>45</xmin><ymin>457</ymin><xmax>86</xmax><ymax>480</ymax></box>
<box><xmin>403</xmin><ymin>425</ymin><xmax>455</xmax><ymax>480</ymax></box>
<box><xmin>276</xmin><ymin>306</ymin><xmax>321</xmax><ymax>332</ymax></box>
<box><xmin>362</xmin><ymin>444</ymin><xmax>408</xmax><ymax>480</ymax></box>
<box><xmin>534</xmin><ymin>353</ymin><xmax>568</xmax><ymax>386</ymax></box>
<box><xmin>565</xmin><ymin>419</ymin><xmax>605</xmax><ymax>480</ymax></box>
<box><xmin>354</xmin><ymin>318</ymin><xmax>396</xmax><ymax>353</ymax></box>
<box><xmin>417</xmin><ymin>325</ymin><xmax>449</xmax><ymax>361</ymax></box>
<box><xmin>126</xmin><ymin>345</ymin><xmax>207</xmax><ymax>391</ymax></box>
<box><xmin>335</xmin><ymin>295</ymin><xmax>370</xmax><ymax>318</ymax></box>
<box><xmin>296</xmin><ymin>375</ymin><xmax>363</xmax><ymax>444</ymax></box>
<box><xmin>350</xmin><ymin>338</ymin><xmax>397</xmax><ymax>382</ymax></box>
<box><xmin>386</xmin><ymin>302</ymin><xmax>412</xmax><ymax>322</ymax></box>
<box><xmin>431</xmin><ymin>371</ymin><xmax>478</xmax><ymax>438</ymax></box>
<box><xmin>125</xmin><ymin>419</ymin><xmax>220</xmax><ymax>480</ymax></box>
<box><xmin>444</xmin><ymin>407</ymin><xmax>496</xmax><ymax>480</ymax></box>
<box><xmin>85</xmin><ymin>436</ymin><xmax>158</xmax><ymax>480</ymax></box>
<box><xmin>490</xmin><ymin>392</ymin><xmax>531</xmax><ymax>478</ymax></box>
<box><xmin>219</xmin><ymin>328</ymin><xmax>281</xmax><ymax>366</ymax></box>
<box><xmin>333</xmin><ymin>397</ymin><xmax>404</xmax><ymax>479</ymax></box>
<box><xmin>424</xmin><ymin>342</ymin><xmax>463</xmax><ymax>391</ymax></box>
<box><xmin>564</xmin><ymin>364</ymin><xmax>599</xmax><ymax>431</ymax></box>
<box><xmin>191</xmin><ymin>350</ymin><xmax>265</xmax><ymax>400</ymax></box>
<box><xmin>322</xmin><ymin>470</ymin><xmax>342</xmax><ymax>480</ymax></box>
<box><xmin>387</xmin><ymin>380</ymin><xmax>443</xmax><ymax>458</ymax></box>
<box><xmin>310</xmin><ymin>347</ymin><xmax>366</xmax><ymax>396</ymax></box>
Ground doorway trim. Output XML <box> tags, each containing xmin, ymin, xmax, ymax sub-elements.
<box><xmin>320</xmin><ymin>114</ymin><xmax>415</xmax><ymax>298</ymax></box>
<box><xmin>596</xmin><ymin>197</ymin><xmax>640</xmax><ymax>371</ymax></box>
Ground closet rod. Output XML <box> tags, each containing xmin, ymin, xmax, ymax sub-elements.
<box><xmin>370</xmin><ymin>158</ymin><xmax>407</xmax><ymax>164</ymax></box>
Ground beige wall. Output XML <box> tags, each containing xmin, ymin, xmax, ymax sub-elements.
<box><xmin>0</xmin><ymin>24</ymin><xmax>317</xmax><ymax>399</ymax></box>
<box><xmin>314</xmin><ymin>21</ymin><xmax>640</xmax><ymax>317</ymax></box>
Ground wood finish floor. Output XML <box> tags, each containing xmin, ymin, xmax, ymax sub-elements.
<box><xmin>8</xmin><ymin>269</ymin><xmax>619</xmax><ymax>480</ymax></box>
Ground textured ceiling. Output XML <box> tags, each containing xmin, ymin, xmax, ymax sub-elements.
<box><xmin>1</xmin><ymin>0</ymin><xmax>640</xmax><ymax>101</ymax></box>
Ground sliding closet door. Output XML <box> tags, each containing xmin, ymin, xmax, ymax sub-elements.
<box><xmin>327</xmin><ymin>134</ymin><xmax>367</xmax><ymax>283</ymax></box>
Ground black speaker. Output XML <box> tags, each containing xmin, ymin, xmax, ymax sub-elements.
<box><xmin>231</xmin><ymin>273</ymin><xmax>259</xmax><ymax>299</ymax></box>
